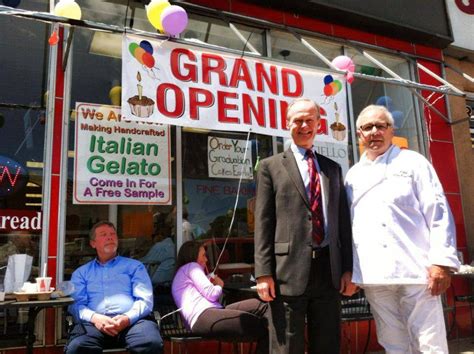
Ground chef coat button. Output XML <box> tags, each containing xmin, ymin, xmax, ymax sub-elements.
<box><xmin>308</xmin><ymin>215</ymin><xmax>312</xmax><ymax>221</ymax></box>
<box><xmin>381</xmin><ymin>223</ymin><xmax>386</xmax><ymax>227</ymax></box>
<box><xmin>383</xmin><ymin>244</ymin><xmax>387</xmax><ymax>248</ymax></box>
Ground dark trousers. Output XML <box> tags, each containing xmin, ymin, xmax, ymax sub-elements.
<box><xmin>268</xmin><ymin>252</ymin><xmax>341</xmax><ymax>354</ymax></box>
<box><xmin>64</xmin><ymin>317</ymin><xmax>163</xmax><ymax>354</ymax></box>
<box><xmin>192</xmin><ymin>298</ymin><xmax>269</xmax><ymax>354</ymax></box>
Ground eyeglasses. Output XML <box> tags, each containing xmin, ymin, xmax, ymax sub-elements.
<box><xmin>359</xmin><ymin>122</ymin><xmax>391</xmax><ymax>133</ymax></box>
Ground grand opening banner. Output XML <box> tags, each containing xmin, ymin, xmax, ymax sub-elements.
<box><xmin>74</xmin><ymin>103</ymin><xmax>171</xmax><ymax>205</ymax></box>
<box><xmin>122</xmin><ymin>34</ymin><xmax>349</xmax><ymax>144</ymax></box>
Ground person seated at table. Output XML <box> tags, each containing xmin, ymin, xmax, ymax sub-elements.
<box><xmin>140</xmin><ymin>222</ymin><xmax>175</xmax><ymax>288</ymax></box>
<box><xmin>65</xmin><ymin>221</ymin><xmax>163</xmax><ymax>354</ymax></box>
<box><xmin>172</xmin><ymin>241</ymin><xmax>269</xmax><ymax>353</ymax></box>
<box><xmin>140</xmin><ymin>222</ymin><xmax>176</xmax><ymax>306</ymax></box>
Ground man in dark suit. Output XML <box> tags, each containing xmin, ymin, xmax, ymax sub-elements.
<box><xmin>254</xmin><ymin>98</ymin><xmax>356</xmax><ymax>354</ymax></box>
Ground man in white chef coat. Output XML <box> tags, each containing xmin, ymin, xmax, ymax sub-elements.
<box><xmin>345</xmin><ymin>105</ymin><xmax>460</xmax><ymax>354</ymax></box>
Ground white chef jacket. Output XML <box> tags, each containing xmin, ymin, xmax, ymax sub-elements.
<box><xmin>345</xmin><ymin>145</ymin><xmax>460</xmax><ymax>285</ymax></box>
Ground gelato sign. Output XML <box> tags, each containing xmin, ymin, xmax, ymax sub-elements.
<box><xmin>74</xmin><ymin>103</ymin><xmax>171</xmax><ymax>205</ymax></box>
<box><xmin>122</xmin><ymin>34</ymin><xmax>348</xmax><ymax>143</ymax></box>
<box><xmin>207</xmin><ymin>136</ymin><xmax>253</xmax><ymax>180</ymax></box>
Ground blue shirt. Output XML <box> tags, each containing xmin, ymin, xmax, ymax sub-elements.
<box><xmin>140</xmin><ymin>237</ymin><xmax>175</xmax><ymax>286</ymax></box>
<box><xmin>69</xmin><ymin>255</ymin><xmax>153</xmax><ymax>325</ymax></box>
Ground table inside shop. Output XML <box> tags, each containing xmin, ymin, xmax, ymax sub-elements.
<box><xmin>0</xmin><ymin>296</ymin><xmax>74</xmax><ymax>354</ymax></box>
<box><xmin>223</xmin><ymin>281</ymin><xmax>258</xmax><ymax>304</ymax></box>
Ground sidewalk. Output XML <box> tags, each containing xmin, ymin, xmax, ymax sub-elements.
<box><xmin>448</xmin><ymin>337</ymin><xmax>474</xmax><ymax>354</ymax></box>
<box><xmin>367</xmin><ymin>337</ymin><xmax>474</xmax><ymax>354</ymax></box>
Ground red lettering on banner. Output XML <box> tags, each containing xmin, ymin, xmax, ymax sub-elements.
<box><xmin>202</xmin><ymin>53</ymin><xmax>227</xmax><ymax>85</ymax></box>
<box><xmin>281</xmin><ymin>68</ymin><xmax>303</xmax><ymax>97</ymax></box>
<box><xmin>156</xmin><ymin>83</ymin><xmax>185</xmax><ymax>118</ymax></box>
<box><xmin>268</xmin><ymin>98</ymin><xmax>277</xmax><ymax>129</ymax></box>
<box><xmin>189</xmin><ymin>88</ymin><xmax>214</xmax><ymax>120</ymax></box>
<box><xmin>171</xmin><ymin>48</ymin><xmax>198</xmax><ymax>82</ymax></box>
<box><xmin>256</xmin><ymin>63</ymin><xmax>278</xmax><ymax>94</ymax></box>
<box><xmin>280</xmin><ymin>100</ymin><xmax>289</xmax><ymax>130</ymax></box>
<box><xmin>318</xmin><ymin>106</ymin><xmax>328</xmax><ymax>135</ymax></box>
<box><xmin>217</xmin><ymin>91</ymin><xmax>239</xmax><ymax>123</ymax></box>
<box><xmin>242</xmin><ymin>94</ymin><xmax>265</xmax><ymax>127</ymax></box>
<box><xmin>229</xmin><ymin>59</ymin><xmax>254</xmax><ymax>90</ymax></box>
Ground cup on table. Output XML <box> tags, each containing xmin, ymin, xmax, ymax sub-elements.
<box><xmin>36</xmin><ymin>277</ymin><xmax>52</xmax><ymax>292</ymax></box>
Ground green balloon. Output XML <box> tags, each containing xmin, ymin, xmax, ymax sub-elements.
<box><xmin>129</xmin><ymin>43</ymin><xmax>139</xmax><ymax>57</ymax></box>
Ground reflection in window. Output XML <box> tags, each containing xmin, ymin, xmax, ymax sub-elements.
<box><xmin>270</xmin><ymin>30</ymin><xmax>342</xmax><ymax>66</ymax></box>
<box><xmin>184</xmin><ymin>13</ymin><xmax>266</xmax><ymax>55</ymax></box>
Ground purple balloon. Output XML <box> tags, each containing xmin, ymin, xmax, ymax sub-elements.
<box><xmin>161</xmin><ymin>5</ymin><xmax>188</xmax><ymax>36</ymax></box>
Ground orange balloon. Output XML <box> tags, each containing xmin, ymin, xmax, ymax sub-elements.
<box><xmin>134</xmin><ymin>47</ymin><xmax>146</xmax><ymax>64</ymax></box>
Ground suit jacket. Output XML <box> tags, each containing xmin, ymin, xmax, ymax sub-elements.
<box><xmin>254</xmin><ymin>148</ymin><xmax>353</xmax><ymax>297</ymax></box>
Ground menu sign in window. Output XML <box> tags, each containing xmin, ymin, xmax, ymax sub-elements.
<box><xmin>207</xmin><ymin>136</ymin><xmax>253</xmax><ymax>180</ymax></box>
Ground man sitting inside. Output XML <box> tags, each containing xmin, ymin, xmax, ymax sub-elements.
<box><xmin>65</xmin><ymin>221</ymin><xmax>163</xmax><ymax>354</ymax></box>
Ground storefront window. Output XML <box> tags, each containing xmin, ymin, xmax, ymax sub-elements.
<box><xmin>184</xmin><ymin>13</ymin><xmax>266</xmax><ymax>54</ymax></box>
<box><xmin>182</xmin><ymin>130</ymin><xmax>273</xmax><ymax>279</ymax></box>
<box><xmin>64</xmin><ymin>27</ymin><xmax>177</xmax><ymax>279</ymax></box>
<box><xmin>0</xmin><ymin>14</ymin><xmax>48</xmax><ymax>341</ymax></box>
<box><xmin>270</xmin><ymin>30</ymin><xmax>342</xmax><ymax>67</ymax></box>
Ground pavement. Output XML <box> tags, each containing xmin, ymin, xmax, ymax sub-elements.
<box><xmin>366</xmin><ymin>337</ymin><xmax>474</xmax><ymax>353</ymax></box>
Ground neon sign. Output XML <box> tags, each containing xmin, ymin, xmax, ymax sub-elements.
<box><xmin>0</xmin><ymin>156</ymin><xmax>28</xmax><ymax>197</ymax></box>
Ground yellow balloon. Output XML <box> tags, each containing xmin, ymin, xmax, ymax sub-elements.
<box><xmin>146</xmin><ymin>0</ymin><xmax>170</xmax><ymax>32</ymax></box>
<box><xmin>54</xmin><ymin>0</ymin><xmax>82</xmax><ymax>20</ymax></box>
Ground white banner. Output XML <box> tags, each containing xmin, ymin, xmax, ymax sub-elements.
<box><xmin>74</xmin><ymin>103</ymin><xmax>171</xmax><ymax>205</ymax></box>
<box><xmin>207</xmin><ymin>136</ymin><xmax>253</xmax><ymax>180</ymax></box>
<box><xmin>122</xmin><ymin>34</ymin><xmax>349</xmax><ymax>143</ymax></box>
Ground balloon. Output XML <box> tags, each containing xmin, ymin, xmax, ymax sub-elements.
<box><xmin>142</xmin><ymin>52</ymin><xmax>155</xmax><ymax>68</ymax></box>
<box><xmin>2</xmin><ymin>0</ymin><xmax>21</xmax><ymax>7</ymax></box>
<box><xmin>140</xmin><ymin>40</ymin><xmax>153</xmax><ymax>54</ymax></box>
<box><xmin>323</xmin><ymin>85</ymin><xmax>334</xmax><ymax>96</ymax></box>
<box><xmin>146</xmin><ymin>0</ymin><xmax>170</xmax><ymax>32</ymax></box>
<box><xmin>391</xmin><ymin>110</ymin><xmax>404</xmax><ymax>129</ymax></box>
<box><xmin>347</xmin><ymin>71</ymin><xmax>354</xmax><ymax>84</ymax></box>
<box><xmin>129</xmin><ymin>43</ymin><xmax>139</xmax><ymax>57</ymax></box>
<box><xmin>134</xmin><ymin>47</ymin><xmax>146</xmax><ymax>64</ymax></box>
<box><xmin>376</xmin><ymin>96</ymin><xmax>394</xmax><ymax>110</ymax></box>
<box><xmin>323</xmin><ymin>75</ymin><xmax>333</xmax><ymax>85</ymax></box>
<box><xmin>54</xmin><ymin>0</ymin><xmax>82</xmax><ymax>20</ymax></box>
<box><xmin>360</xmin><ymin>65</ymin><xmax>376</xmax><ymax>75</ymax></box>
<box><xmin>329</xmin><ymin>82</ymin><xmax>339</xmax><ymax>94</ymax></box>
<box><xmin>333</xmin><ymin>80</ymin><xmax>342</xmax><ymax>92</ymax></box>
<box><xmin>48</xmin><ymin>31</ymin><xmax>59</xmax><ymax>46</ymax></box>
<box><xmin>161</xmin><ymin>5</ymin><xmax>188</xmax><ymax>36</ymax></box>
<box><xmin>331</xmin><ymin>55</ymin><xmax>355</xmax><ymax>72</ymax></box>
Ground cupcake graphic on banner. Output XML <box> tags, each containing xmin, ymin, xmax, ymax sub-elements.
<box><xmin>127</xmin><ymin>71</ymin><xmax>155</xmax><ymax>118</ymax></box>
<box><xmin>330</xmin><ymin>102</ymin><xmax>346</xmax><ymax>141</ymax></box>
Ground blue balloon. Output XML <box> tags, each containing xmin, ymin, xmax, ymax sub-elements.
<box><xmin>140</xmin><ymin>40</ymin><xmax>153</xmax><ymax>55</ymax></box>
<box><xmin>323</xmin><ymin>75</ymin><xmax>333</xmax><ymax>85</ymax></box>
<box><xmin>375</xmin><ymin>96</ymin><xmax>394</xmax><ymax>111</ymax></box>
<box><xmin>2</xmin><ymin>0</ymin><xmax>21</xmax><ymax>7</ymax></box>
<box><xmin>391</xmin><ymin>110</ymin><xmax>404</xmax><ymax>129</ymax></box>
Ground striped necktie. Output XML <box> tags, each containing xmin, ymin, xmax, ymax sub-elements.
<box><xmin>306</xmin><ymin>149</ymin><xmax>324</xmax><ymax>246</ymax></box>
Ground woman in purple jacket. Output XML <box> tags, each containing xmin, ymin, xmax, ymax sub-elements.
<box><xmin>171</xmin><ymin>241</ymin><xmax>268</xmax><ymax>353</ymax></box>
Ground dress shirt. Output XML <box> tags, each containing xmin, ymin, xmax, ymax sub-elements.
<box><xmin>69</xmin><ymin>255</ymin><xmax>153</xmax><ymax>325</ymax></box>
<box><xmin>140</xmin><ymin>237</ymin><xmax>175</xmax><ymax>286</ymax></box>
<box><xmin>172</xmin><ymin>262</ymin><xmax>223</xmax><ymax>330</ymax></box>
<box><xmin>345</xmin><ymin>145</ymin><xmax>460</xmax><ymax>285</ymax></box>
<box><xmin>290</xmin><ymin>142</ymin><xmax>328</xmax><ymax>247</ymax></box>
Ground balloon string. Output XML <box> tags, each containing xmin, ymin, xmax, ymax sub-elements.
<box><xmin>211</xmin><ymin>129</ymin><xmax>252</xmax><ymax>273</ymax></box>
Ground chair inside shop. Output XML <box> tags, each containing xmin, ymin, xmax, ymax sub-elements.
<box><xmin>155</xmin><ymin>302</ymin><xmax>253</xmax><ymax>354</ymax></box>
<box><xmin>341</xmin><ymin>290</ymin><xmax>373</xmax><ymax>354</ymax></box>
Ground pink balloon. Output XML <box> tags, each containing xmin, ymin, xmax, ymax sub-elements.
<box><xmin>332</xmin><ymin>55</ymin><xmax>355</xmax><ymax>73</ymax></box>
<box><xmin>161</xmin><ymin>5</ymin><xmax>188</xmax><ymax>36</ymax></box>
<box><xmin>347</xmin><ymin>71</ymin><xmax>355</xmax><ymax>84</ymax></box>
